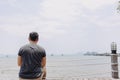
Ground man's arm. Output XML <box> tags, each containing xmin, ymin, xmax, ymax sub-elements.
<box><xmin>41</xmin><ymin>57</ymin><xmax>46</xmax><ymax>68</ymax></box>
<box><xmin>17</xmin><ymin>56</ymin><xmax>22</xmax><ymax>66</ymax></box>
<box><xmin>41</xmin><ymin>57</ymin><xmax>47</xmax><ymax>79</ymax></box>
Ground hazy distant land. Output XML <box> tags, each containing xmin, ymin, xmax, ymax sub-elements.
<box><xmin>84</xmin><ymin>52</ymin><xmax>120</xmax><ymax>56</ymax></box>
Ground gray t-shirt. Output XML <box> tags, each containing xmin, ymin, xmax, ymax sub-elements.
<box><xmin>18</xmin><ymin>43</ymin><xmax>46</xmax><ymax>79</ymax></box>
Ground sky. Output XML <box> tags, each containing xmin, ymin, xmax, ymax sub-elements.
<box><xmin>0</xmin><ymin>0</ymin><xmax>120</xmax><ymax>55</ymax></box>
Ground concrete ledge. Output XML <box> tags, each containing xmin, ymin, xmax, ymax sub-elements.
<box><xmin>46</xmin><ymin>77</ymin><xmax>119</xmax><ymax>80</ymax></box>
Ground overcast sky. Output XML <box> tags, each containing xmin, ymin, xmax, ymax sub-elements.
<box><xmin>0</xmin><ymin>0</ymin><xmax>120</xmax><ymax>55</ymax></box>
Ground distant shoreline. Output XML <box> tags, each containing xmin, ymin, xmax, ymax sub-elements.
<box><xmin>84</xmin><ymin>52</ymin><xmax>120</xmax><ymax>56</ymax></box>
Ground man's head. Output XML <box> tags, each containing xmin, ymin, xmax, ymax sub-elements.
<box><xmin>29</xmin><ymin>32</ymin><xmax>39</xmax><ymax>42</ymax></box>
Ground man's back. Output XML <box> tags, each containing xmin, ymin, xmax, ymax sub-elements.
<box><xmin>18</xmin><ymin>43</ymin><xmax>46</xmax><ymax>79</ymax></box>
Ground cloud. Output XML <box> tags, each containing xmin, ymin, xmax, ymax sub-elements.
<box><xmin>40</xmin><ymin>0</ymin><xmax>83</xmax><ymax>22</ymax></box>
<box><xmin>80</xmin><ymin>0</ymin><xmax>116</xmax><ymax>10</ymax></box>
<box><xmin>0</xmin><ymin>0</ymin><xmax>119</xmax><ymax>38</ymax></box>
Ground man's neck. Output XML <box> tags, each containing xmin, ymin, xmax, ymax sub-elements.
<box><xmin>29</xmin><ymin>41</ymin><xmax>37</xmax><ymax>44</ymax></box>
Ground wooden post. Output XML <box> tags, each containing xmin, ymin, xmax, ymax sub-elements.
<box><xmin>111</xmin><ymin>42</ymin><xmax>119</xmax><ymax>79</ymax></box>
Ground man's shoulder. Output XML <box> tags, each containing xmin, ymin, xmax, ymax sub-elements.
<box><xmin>37</xmin><ymin>45</ymin><xmax>45</xmax><ymax>51</ymax></box>
<box><xmin>37</xmin><ymin>45</ymin><xmax>46</xmax><ymax>57</ymax></box>
<box><xmin>20</xmin><ymin>44</ymin><xmax>30</xmax><ymax>49</ymax></box>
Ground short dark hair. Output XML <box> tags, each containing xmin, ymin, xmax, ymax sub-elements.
<box><xmin>29</xmin><ymin>32</ymin><xmax>39</xmax><ymax>41</ymax></box>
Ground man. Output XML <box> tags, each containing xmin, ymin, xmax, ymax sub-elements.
<box><xmin>17</xmin><ymin>32</ymin><xmax>46</xmax><ymax>80</ymax></box>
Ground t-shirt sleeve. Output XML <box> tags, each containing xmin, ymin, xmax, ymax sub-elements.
<box><xmin>42</xmin><ymin>50</ymin><xmax>46</xmax><ymax>57</ymax></box>
<box><xmin>18</xmin><ymin>48</ymin><xmax>23</xmax><ymax>56</ymax></box>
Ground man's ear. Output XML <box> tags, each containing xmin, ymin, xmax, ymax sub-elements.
<box><xmin>28</xmin><ymin>37</ymin><xmax>31</xmax><ymax>41</ymax></box>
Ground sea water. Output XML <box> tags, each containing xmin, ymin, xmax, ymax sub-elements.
<box><xmin>46</xmin><ymin>55</ymin><xmax>112</xmax><ymax>79</ymax></box>
<box><xmin>0</xmin><ymin>55</ymin><xmax>118</xmax><ymax>80</ymax></box>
